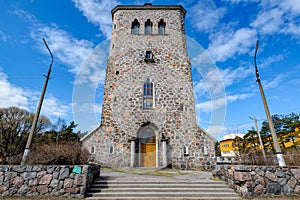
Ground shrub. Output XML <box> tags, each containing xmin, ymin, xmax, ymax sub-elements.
<box><xmin>26</xmin><ymin>141</ymin><xmax>90</xmax><ymax>165</ymax></box>
<box><xmin>284</xmin><ymin>148</ymin><xmax>300</xmax><ymax>166</ymax></box>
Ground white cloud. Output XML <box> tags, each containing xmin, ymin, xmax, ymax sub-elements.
<box><xmin>259</xmin><ymin>54</ymin><xmax>284</xmax><ymax>68</ymax></box>
<box><xmin>74</xmin><ymin>42</ymin><xmax>109</xmax><ymax>86</ymax></box>
<box><xmin>222</xmin><ymin>0</ymin><xmax>259</xmax><ymax>4</ymax></box>
<box><xmin>13</xmin><ymin>9</ymin><xmax>110</xmax><ymax>131</ymax></box>
<box><xmin>252</xmin><ymin>0</ymin><xmax>300</xmax><ymax>38</ymax></box>
<box><xmin>0</xmin><ymin>68</ymin><xmax>70</xmax><ymax>122</ymax></box>
<box><xmin>196</xmin><ymin>97</ymin><xmax>226</xmax><ymax>113</ymax></box>
<box><xmin>72</xmin><ymin>0</ymin><xmax>120</xmax><ymax>38</ymax></box>
<box><xmin>30</xmin><ymin>24</ymin><xmax>94</xmax><ymax>74</ymax></box>
<box><xmin>13</xmin><ymin>9</ymin><xmax>108</xmax><ymax>88</ymax></box>
<box><xmin>251</xmin><ymin>7</ymin><xmax>284</xmax><ymax>34</ymax></box>
<box><xmin>194</xmin><ymin>67</ymin><xmax>225</xmax><ymax>98</ymax></box>
<box><xmin>221</xmin><ymin>65</ymin><xmax>252</xmax><ymax>87</ymax></box>
<box><xmin>262</xmin><ymin>73</ymin><xmax>288</xmax><ymax>89</ymax></box>
<box><xmin>194</xmin><ymin>64</ymin><xmax>253</xmax><ymax>100</ymax></box>
<box><xmin>0</xmin><ymin>31</ymin><xmax>9</xmax><ymax>42</ymax></box>
<box><xmin>208</xmin><ymin>28</ymin><xmax>257</xmax><ymax>62</ymax></box>
<box><xmin>207</xmin><ymin>125</ymin><xmax>225</xmax><ymax>140</ymax></box>
<box><xmin>41</xmin><ymin>96</ymin><xmax>70</xmax><ymax>119</ymax></box>
<box><xmin>227</xmin><ymin>93</ymin><xmax>253</xmax><ymax>102</ymax></box>
<box><xmin>0</xmin><ymin>69</ymin><xmax>30</xmax><ymax>109</ymax></box>
<box><xmin>196</xmin><ymin>93</ymin><xmax>251</xmax><ymax>113</ymax></box>
<box><xmin>281</xmin><ymin>0</ymin><xmax>300</xmax><ymax>14</ymax></box>
<box><xmin>13</xmin><ymin>9</ymin><xmax>95</xmax><ymax>74</ymax></box>
<box><xmin>189</xmin><ymin>0</ymin><xmax>226</xmax><ymax>33</ymax></box>
<box><xmin>11</xmin><ymin>9</ymin><xmax>37</xmax><ymax>24</ymax></box>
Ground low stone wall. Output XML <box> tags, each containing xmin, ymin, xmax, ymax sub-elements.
<box><xmin>0</xmin><ymin>165</ymin><xmax>100</xmax><ymax>198</ymax></box>
<box><xmin>212</xmin><ymin>165</ymin><xmax>300</xmax><ymax>197</ymax></box>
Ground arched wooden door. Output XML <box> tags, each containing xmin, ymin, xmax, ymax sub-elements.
<box><xmin>140</xmin><ymin>128</ymin><xmax>156</xmax><ymax>167</ymax></box>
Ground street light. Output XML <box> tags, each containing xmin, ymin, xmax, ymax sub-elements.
<box><xmin>21</xmin><ymin>38</ymin><xmax>53</xmax><ymax>165</ymax></box>
<box><xmin>254</xmin><ymin>40</ymin><xmax>285</xmax><ymax>166</ymax></box>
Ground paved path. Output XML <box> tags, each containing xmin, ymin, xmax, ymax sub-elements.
<box><xmin>100</xmin><ymin>167</ymin><xmax>214</xmax><ymax>182</ymax></box>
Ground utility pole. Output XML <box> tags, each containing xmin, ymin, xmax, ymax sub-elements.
<box><xmin>249</xmin><ymin>116</ymin><xmax>266</xmax><ymax>162</ymax></box>
<box><xmin>21</xmin><ymin>38</ymin><xmax>53</xmax><ymax>165</ymax></box>
<box><xmin>254</xmin><ymin>40</ymin><xmax>285</xmax><ymax>166</ymax></box>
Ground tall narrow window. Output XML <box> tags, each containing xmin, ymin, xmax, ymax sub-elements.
<box><xmin>143</xmin><ymin>78</ymin><xmax>153</xmax><ymax>109</ymax></box>
<box><xmin>131</xmin><ymin>19</ymin><xmax>140</xmax><ymax>34</ymax></box>
<box><xmin>144</xmin><ymin>19</ymin><xmax>152</xmax><ymax>35</ymax></box>
<box><xmin>158</xmin><ymin>19</ymin><xmax>166</xmax><ymax>34</ymax></box>
<box><xmin>91</xmin><ymin>146</ymin><xmax>95</xmax><ymax>154</ymax></box>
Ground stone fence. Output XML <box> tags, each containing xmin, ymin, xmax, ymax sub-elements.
<box><xmin>212</xmin><ymin>165</ymin><xmax>300</xmax><ymax>197</ymax></box>
<box><xmin>0</xmin><ymin>165</ymin><xmax>100</xmax><ymax>198</ymax></box>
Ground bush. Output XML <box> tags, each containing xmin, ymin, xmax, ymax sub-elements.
<box><xmin>284</xmin><ymin>148</ymin><xmax>300</xmax><ymax>166</ymax></box>
<box><xmin>26</xmin><ymin>141</ymin><xmax>90</xmax><ymax>165</ymax></box>
<box><xmin>230</xmin><ymin>148</ymin><xmax>300</xmax><ymax>166</ymax></box>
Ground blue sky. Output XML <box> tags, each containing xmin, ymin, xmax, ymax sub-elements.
<box><xmin>1</xmin><ymin>0</ymin><xmax>300</xmax><ymax>140</ymax></box>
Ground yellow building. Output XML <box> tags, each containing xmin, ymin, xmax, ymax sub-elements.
<box><xmin>220</xmin><ymin>134</ymin><xmax>245</xmax><ymax>157</ymax></box>
<box><xmin>264</xmin><ymin>127</ymin><xmax>300</xmax><ymax>149</ymax></box>
<box><xmin>219</xmin><ymin>128</ymin><xmax>300</xmax><ymax>157</ymax></box>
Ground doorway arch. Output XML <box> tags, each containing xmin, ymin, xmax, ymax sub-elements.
<box><xmin>137</xmin><ymin>122</ymin><xmax>158</xmax><ymax>167</ymax></box>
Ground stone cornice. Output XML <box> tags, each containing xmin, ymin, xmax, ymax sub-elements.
<box><xmin>112</xmin><ymin>5</ymin><xmax>186</xmax><ymax>19</ymax></box>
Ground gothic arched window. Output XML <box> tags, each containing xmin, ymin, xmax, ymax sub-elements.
<box><xmin>158</xmin><ymin>19</ymin><xmax>166</xmax><ymax>34</ymax></box>
<box><xmin>144</xmin><ymin>19</ymin><xmax>153</xmax><ymax>35</ymax></box>
<box><xmin>143</xmin><ymin>78</ymin><xmax>154</xmax><ymax>108</ymax></box>
<box><xmin>131</xmin><ymin>19</ymin><xmax>140</xmax><ymax>34</ymax></box>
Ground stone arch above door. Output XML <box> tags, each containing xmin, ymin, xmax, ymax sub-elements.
<box><xmin>137</xmin><ymin>122</ymin><xmax>159</xmax><ymax>167</ymax></box>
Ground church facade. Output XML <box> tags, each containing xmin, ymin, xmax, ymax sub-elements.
<box><xmin>81</xmin><ymin>4</ymin><xmax>216</xmax><ymax>169</ymax></box>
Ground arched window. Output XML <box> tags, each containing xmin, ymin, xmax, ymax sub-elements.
<box><xmin>143</xmin><ymin>78</ymin><xmax>154</xmax><ymax>108</ymax></box>
<box><xmin>131</xmin><ymin>19</ymin><xmax>140</xmax><ymax>34</ymax></box>
<box><xmin>145</xmin><ymin>50</ymin><xmax>154</xmax><ymax>63</ymax></box>
<box><xmin>158</xmin><ymin>19</ymin><xmax>166</xmax><ymax>34</ymax></box>
<box><xmin>110</xmin><ymin>146</ymin><xmax>114</xmax><ymax>154</ymax></box>
<box><xmin>144</xmin><ymin>19</ymin><xmax>153</xmax><ymax>35</ymax></box>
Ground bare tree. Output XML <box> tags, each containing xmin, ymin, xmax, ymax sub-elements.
<box><xmin>0</xmin><ymin>107</ymin><xmax>50</xmax><ymax>162</ymax></box>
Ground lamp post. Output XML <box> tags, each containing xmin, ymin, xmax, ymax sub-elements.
<box><xmin>254</xmin><ymin>40</ymin><xmax>285</xmax><ymax>166</ymax></box>
<box><xmin>21</xmin><ymin>38</ymin><xmax>53</xmax><ymax>165</ymax></box>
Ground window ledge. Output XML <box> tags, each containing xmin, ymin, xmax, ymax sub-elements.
<box><xmin>144</xmin><ymin>58</ymin><xmax>155</xmax><ymax>63</ymax></box>
<box><xmin>143</xmin><ymin>108</ymin><xmax>154</xmax><ymax>110</ymax></box>
<box><xmin>131</xmin><ymin>33</ymin><xmax>169</xmax><ymax>36</ymax></box>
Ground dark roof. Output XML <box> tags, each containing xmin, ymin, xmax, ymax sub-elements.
<box><xmin>111</xmin><ymin>4</ymin><xmax>186</xmax><ymax>18</ymax></box>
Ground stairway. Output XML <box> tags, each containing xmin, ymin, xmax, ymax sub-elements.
<box><xmin>85</xmin><ymin>169</ymin><xmax>242</xmax><ymax>200</ymax></box>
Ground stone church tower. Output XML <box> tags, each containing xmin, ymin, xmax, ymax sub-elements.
<box><xmin>82</xmin><ymin>4</ymin><xmax>216</xmax><ymax>169</ymax></box>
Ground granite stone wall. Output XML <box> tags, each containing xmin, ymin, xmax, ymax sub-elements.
<box><xmin>212</xmin><ymin>165</ymin><xmax>300</xmax><ymax>197</ymax></box>
<box><xmin>82</xmin><ymin>5</ymin><xmax>216</xmax><ymax>169</ymax></box>
<box><xmin>0</xmin><ymin>165</ymin><xmax>100</xmax><ymax>198</ymax></box>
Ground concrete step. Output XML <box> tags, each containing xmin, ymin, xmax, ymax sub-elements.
<box><xmin>89</xmin><ymin>183</ymin><xmax>229</xmax><ymax>189</ymax></box>
<box><xmin>92</xmin><ymin>180</ymin><xmax>226</xmax><ymax>184</ymax></box>
<box><xmin>86</xmin><ymin>181</ymin><xmax>241</xmax><ymax>199</ymax></box>
<box><xmin>86</xmin><ymin>170</ymin><xmax>242</xmax><ymax>200</ymax></box>
<box><xmin>91</xmin><ymin>180</ymin><xmax>227</xmax><ymax>186</ymax></box>
<box><xmin>86</xmin><ymin>192</ymin><xmax>241</xmax><ymax>198</ymax></box>
<box><xmin>87</xmin><ymin>187</ymin><xmax>235</xmax><ymax>193</ymax></box>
